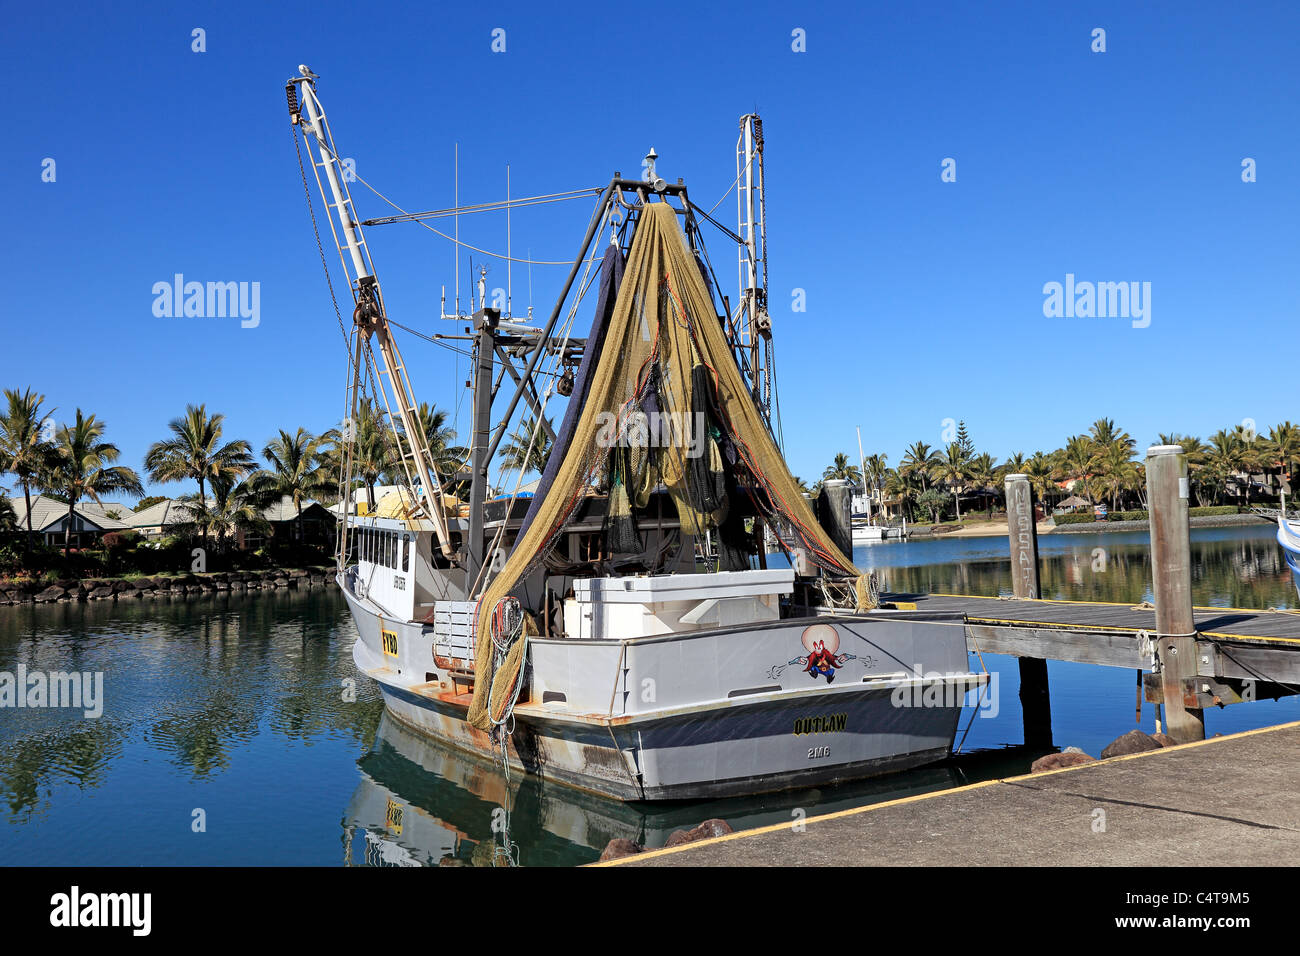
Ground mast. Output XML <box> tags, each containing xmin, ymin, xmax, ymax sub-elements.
<box><xmin>735</xmin><ymin>114</ymin><xmax>771</xmax><ymax>410</ymax></box>
<box><xmin>856</xmin><ymin>426</ymin><xmax>869</xmax><ymax>521</ymax></box>
<box><xmin>288</xmin><ymin>66</ymin><xmax>455</xmax><ymax>558</ymax></box>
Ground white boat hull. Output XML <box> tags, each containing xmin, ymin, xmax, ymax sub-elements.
<box><xmin>342</xmin><ymin>575</ymin><xmax>984</xmax><ymax>801</ymax></box>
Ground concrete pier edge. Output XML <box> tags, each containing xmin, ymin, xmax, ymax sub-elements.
<box><xmin>592</xmin><ymin>719</ymin><xmax>1300</xmax><ymax>867</ymax></box>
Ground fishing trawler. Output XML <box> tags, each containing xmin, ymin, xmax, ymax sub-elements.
<box><xmin>287</xmin><ymin>67</ymin><xmax>984</xmax><ymax>801</ymax></box>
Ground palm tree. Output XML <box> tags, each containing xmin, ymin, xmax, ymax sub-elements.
<box><xmin>249</xmin><ymin>428</ymin><xmax>332</xmax><ymax>542</ymax></box>
<box><xmin>1157</xmin><ymin>433</ymin><xmax>1210</xmax><ymax>504</ymax></box>
<box><xmin>1269</xmin><ymin>423</ymin><xmax>1300</xmax><ymax>500</ymax></box>
<box><xmin>1156</xmin><ymin>433</ymin><xmax>1207</xmax><ymax>466</ymax></box>
<box><xmin>407</xmin><ymin>402</ymin><xmax>469</xmax><ymax>480</ymax></box>
<box><xmin>1089</xmin><ymin>418</ymin><xmax>1135</xmax><ymax>456</ymax></box>
<box><xmin>1232</xmin><ymin>424</ymin><xmax>1271</xmax><ymax>504</ymax></box>
<box><xmin>498</xmin><ymin>414</ymin><xmax>553</xmax><ymax>477</ymax></box>
<box><xmin>1058</xmin><ymin>434</ymin><xmax>1098</xmax><ymax>503</ymax></box>
<box><xmin>1001</xmin><ymin>451</ymin><xmax>1027</xmax><ymax>477</ymax></box>
<box><xmin>933</xmin><ymin>442</ymin><xmax>971</xmax><ymax>521</ymax></box>
<box><xmin>821</xmin><ymin>452</ymin><xmax>862</xmax><ymax>486</ymax></box>
<box><xmin>1025</xmin><ymin>451</ymin><xmax>1057</xmax><ymax>513</ymax></box>
<box><xmin>881</xmin><ymin>467</ymin><xmax>912</xmax><ymax>518</ymax></box>
<box><xmin>339</xmin><ymin>396</ymin><xmax>397</xmax><ymax>511</ymax></box>
<box><xmin>0</xmin><ymin>387</ymin><xmax>56</xmax><ymax>554</ymax></box>
<box><xmin>900</xmin><ymin>441</ymin><xmax>939</xmax><ymax>492</ymax></box>
<box><xmin>0</xmin><ymin>489</ymin><xmax>15</xmax><ymax>533</ymax></box>
<box><xmin>1207</xmin><ymin>429</ymin><xmax>1248</xmax><ymax>506</ymax></box>
<box><xmin>144</xmin><ymin>404</ymin><xmax>255</xmax><ymax>545</ymax></box>
<box><xmin>42</xmin><ymin>410</ymin><xmax>144</xmax><ymax>554</ymax></box>
<box><xmin>172</xmin><ymin>474</ymin><xmax>269</xmax><ymax>550</ymax></box>
<box><xmin>1093</xmin><ymin>442</ymin><xmax>1138</xmax><ymax>510</ymax></box>
<box><xmin>967</xmin><ymin>452</ymin><xmax>998</xmax><ymax>518</ymax></box>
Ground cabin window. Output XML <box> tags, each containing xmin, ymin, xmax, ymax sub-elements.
<box><xmin>402</xmin><ymin>535</ymin><xmax>410</xmax><ymax>572</ymax></box>
<box><xmin>387</xmin><ymin>532</ymin><xmax>396</xmax><ymax>569</ymax></box>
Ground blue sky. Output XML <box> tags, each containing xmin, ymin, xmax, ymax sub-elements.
<box><xmin>3</xmin><ymin>0</ymin><xmax>1298</xmax><ymax>499</ymax></box>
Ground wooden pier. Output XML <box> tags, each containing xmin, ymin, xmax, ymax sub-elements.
<box><xmin>882</xmin><ymin>591</ymin><xmax>1300</xmax><ymax>687</ymax></box>
<box><xmin>878</xmin><ymin>451</ymin><xmax>1300</xmax><ymax>746</ymax></box>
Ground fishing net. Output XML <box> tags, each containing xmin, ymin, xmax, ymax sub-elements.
<box><xmin>467</xmin><ymin>202</ymin><xmax>867</xmax><ymax>732</ymax></box>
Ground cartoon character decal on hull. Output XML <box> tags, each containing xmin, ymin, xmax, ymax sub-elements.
<box><xmin>767</xmin><ymin>623</ymin><xmax>860</xmax><ymax>683</ymax></box>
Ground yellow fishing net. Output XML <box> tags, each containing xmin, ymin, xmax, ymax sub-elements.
<box><xmin>467</xmin><ymin>203</ymin><xmax>864</xmax><ymax>731</ymax></box>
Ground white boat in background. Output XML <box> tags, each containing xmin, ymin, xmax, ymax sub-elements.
<box><xmin>850</xmin><ymin>428</ymin><xmax>905</xmax><ymax>542</ymax></box>
<box><xmin>852</xmin><ymin>520</ymin><xmax>886</xmax><ymax>543</ymax></box>
<box><xmin>288</xmin><ymin>68</ymin><xmax>984</xmax><ymax>802</ymax></box>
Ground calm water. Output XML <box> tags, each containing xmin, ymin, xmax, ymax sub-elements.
<box><xmin>2</xmin><ymin>525</ymin><xmax>1298</xmax><ymax>866</ymax></box>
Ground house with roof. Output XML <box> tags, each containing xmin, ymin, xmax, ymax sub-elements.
<box><xmin>122</xmin><ymin>495</ymin><xmax>335</xmax><ymax>547</ymax></box>
<box><xmin>120</xmin><ymin>498</ymin><xmax>195</xmax><ymax>539</ymax></box>
<box><xmin>243</xmin><ymin>496</ymin><xmax>335</xmax><ymax>547</ymax></box>
<box><xmin>8</xmin><ymin>495</ymin><xmax>132</xmax><ymax>548</ymax></box>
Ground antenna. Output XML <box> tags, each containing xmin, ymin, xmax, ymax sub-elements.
<box><xmin>454</xmin><ymin>142</ymin><xmax>460</xmax><ymax>317</ymax></box>
<box><xmin>506</xmin><ymin>164</ymin><xmax>512</xmax><ymax>319</ymax></box>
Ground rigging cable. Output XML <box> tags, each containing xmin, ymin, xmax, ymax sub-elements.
<box><xmin>352</xmin><ymin>170</ymin><xmax>603</xmax><ymax>266</ymax></box>
<box><xmin>291</xmin><ymin>121</ymin><xmax>354</xmax><ymax>356</ymax></box>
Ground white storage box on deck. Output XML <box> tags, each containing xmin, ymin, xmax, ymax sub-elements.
<box><xmin>564</xmin><ymin>569</ymin><xmax>793</xmax><ymax>640</ymax></box>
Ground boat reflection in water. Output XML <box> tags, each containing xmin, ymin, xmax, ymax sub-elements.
<box><xmin>343</xmin><ymin>712</ymin><xmax>993</xmax><ymax>867</ymax></box>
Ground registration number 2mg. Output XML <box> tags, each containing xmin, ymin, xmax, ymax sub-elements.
<box><xmin>807</xmin><ymin>746</ymin><xmax>831</xmax><ymax>760</ymax></box>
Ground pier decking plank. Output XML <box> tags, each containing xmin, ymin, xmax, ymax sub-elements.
<box><xmin>877</xmin><ymin>593</ymin><xmax>1300</xmax><ymax>684</ymax></box>
<box><xmin>888</xmin><ymin>592</ymin><xmax>1300</xmax><ymax>641</ymax></box>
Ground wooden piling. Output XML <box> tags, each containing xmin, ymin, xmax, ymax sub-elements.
<box><xmin>1145</xmin><ymin>445</ymin><xmax>1206</xmax><ymax>743</ymax></box>
<box><xmin>1004</xmin><ymin>473</ymin><xmax>1052</xmax><ymax>747</ymax></box>
<box><xmin>818</xmin><ymin>479</ymin><xmax>853</xmax><ymax>560</ymax></box>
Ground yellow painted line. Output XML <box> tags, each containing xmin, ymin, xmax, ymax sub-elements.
<box><xmin>914</xmin><ymin>594</ymin><xmax>1300</xmax><ymax>646</ymax></box>
<box><xmin>927</xmin><ymin>593</ymin><xmax>1299</xmax><ymax>616</ymax></box>
<box><xmin>929</xmin><ymin>593</ymin><xmax>1148</xmax><ymax>609</ymax></box>
<box><xmin>965</xmin><ymin>616</ymin><xmax>1143</xmax><ymax>633</ymax></box>
<box><xmin>592</xmin><ymin>720</ymin><xmax>1300</xmax><ymax>867</ymax></box>
<box><xmin>964</xmin><ymin>618</ymin><xmax>1300</xmax><ymax>647</ymax></box>
<box><xmin>1201</xmin><ymin>630</ymin><xmax>1300</xmax><ymax>646</ymax></box>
